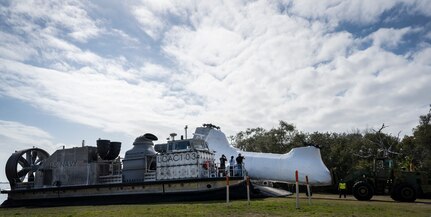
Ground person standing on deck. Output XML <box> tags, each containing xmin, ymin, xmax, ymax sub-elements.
<box><xmin>229</xmin><ymin>156</ymin><xmax>235</xmax><ymax>176</ymax></box>
<box><xmin>219</xmin><ymin>154</ymin><xmax>227</xmax><ymax>176</ymax></box>
<box><xmin>236</xmin><ymin>153</ymin><xmax>245</xmax><ymax>176</ymax></box>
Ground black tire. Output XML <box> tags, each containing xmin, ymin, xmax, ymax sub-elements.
<box><xmin>353</xmin><ymin>181</ymin><xmax>374</xmax><ymax>201</ymax></box>
<box><xmin>393</xmin><ymin>183</ymin><xmax>416</xmax><ymax>202</ymax></box>
<box><xmin>390</xmin><ymin>188</ymin><xmax>400</xmax><ymax>201</ymax></box>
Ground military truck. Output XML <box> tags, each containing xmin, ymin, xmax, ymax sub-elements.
<box><xmin>342</xmin><ymin>157</ymin><xmax>431</xmax><ymax>202</ymax></box>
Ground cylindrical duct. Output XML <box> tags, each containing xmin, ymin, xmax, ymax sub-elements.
<box><xmin>97</xmin><ymin>139</ymin><xmax>110</xmax><ymax>160</ymax></box>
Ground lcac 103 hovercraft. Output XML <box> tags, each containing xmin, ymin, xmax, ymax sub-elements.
<box><xmin>1</xmin><ymin>124</ymin><xmax>331</xmax><ymax>207</ymax></box>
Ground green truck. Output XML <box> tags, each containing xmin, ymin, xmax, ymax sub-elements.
<box><xmin>342</xmin><ymin>158</ymin><xmax>431</xmax><ymax>202</ymax></box>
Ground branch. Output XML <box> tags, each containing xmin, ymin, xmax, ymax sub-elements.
<box><xmin>369</xmin><ymin>123</ymin><xmax>388</xmax><ymax>148</ymax></box>
<box><xmin>372</xmin><ymin>123</ymin><xmax>387</xmax><ymax>133</ymax></box>
<box><xmin>353</xmin><ymin>153</ymin><xmax>372</xmax><ymax>158</ymax></box>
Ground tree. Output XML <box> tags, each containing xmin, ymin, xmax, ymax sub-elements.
<box><xmin>230</xmin><ymin>127</ymin><xmax>266</xmax><ymax>152</ymax></box>
<box><xmin>230</xmin><ymin>121</ymin><xmax>300</xmax><ymax>153</ymax></box>
<box><xmin>230</xmin><ymin>107</ymin><xmax>431</xmax><ymax>178</ymax></box>
<box><xmin>402</xmin><ymin>105</ymin><xmax>431</xmax><ymax>172</ymax></box>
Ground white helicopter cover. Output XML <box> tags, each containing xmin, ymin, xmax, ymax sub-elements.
<box><xmin>195</xmin><ymin>126</ymin><xmax>332</xmax><ymax>186</ymax></box>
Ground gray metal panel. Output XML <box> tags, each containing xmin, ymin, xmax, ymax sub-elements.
<box><xmin>35</xmin><ymin>147</ymin><xmax>99</xmax><ymax>187</ymax></box>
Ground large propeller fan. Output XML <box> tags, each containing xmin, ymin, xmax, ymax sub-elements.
<box><xmin>5</xmin><ymin>148</ymin><xmax>49</xmax><ymax>188</ymax></box>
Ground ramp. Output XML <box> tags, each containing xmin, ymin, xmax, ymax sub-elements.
<box><xmin>253</xmin><ymin>185</ymin><xmax>293</xmax><ymax>197</ymax></box>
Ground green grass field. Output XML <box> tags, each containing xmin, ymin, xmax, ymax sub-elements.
<box><xmin>1</xmin><ymin>195</ymin><xmax>430</xmax><ymax>217</ymax></box>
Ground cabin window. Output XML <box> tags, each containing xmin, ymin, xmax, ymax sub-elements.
<box><xmin>192</xmin><ymin>140</ymin><xmax>208</xmax><ymax>150</ymax></box>
<box><xmin>175</xmin><ymin>141</ymin><xmax>190</xmax><ymax>150</ymax></box>
<box><xmin>168</xmin><ymin>143</ymin><xmax>174</xmax><ymax>152</ymax></box>
<box><xmin>167</xmin><ymin>141</ymin><xmax>191</xmax><ymax>152</ymax></box>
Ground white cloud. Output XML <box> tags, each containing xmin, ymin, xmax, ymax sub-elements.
<box><xmin>132</xmin><ymin>6</ymin><xmax>165</xmax><ymax>40</ymax></box>
<box><xmin>413</xmin><ymin>47</ymin><xmax>431</xmax><ymax>65</ymax></box>
<box><xmin>0</xmin><ymin>32</ymin><xmax>38</xmax><ymax>61</ymax></box>
<box><xmin>138</xmin><ymin>63</ymin><xmax>172</xmax><ymax>80</ymax></box>
<box><xmin>0</xmin><ymin>120</ymin><xmax>54</xmax><ymax>152</ymax></box>
<box><xmin>0</xmin><ymin>0</ymin><xmax>108</xmax><ymax>72</ymax></box>
<box><xmin>288</xmin><ymin>0</ymin><xmax>395</xmax><ymax>24</ymax></box>
<box><xmin>111</xmin><ymin>29</ymin><xmax>140</xmax><ymax>46</ymax></box>
<box><xmin>8</xmin><ymin>0</ymin><xmax>101</xmax><ymax>42</ymax></box>
<box><xmin>130</xmin><ymin>0</ymin><xmax>188</xmax><ymax>40</ymax></box>
<box><xmin>316</xmin><ymin>31</ymin><xmax>353</xmax><ymax>61</ymax></box>
<box><xmin>0</xmin><ymin>0</ymin><xmax>430</xmax><ymax>142</ymax></box>
<box><xmin>287</xmin><ymin>0</ymin><xmax>430</xmax><ymax>26</ymax></box>
<box><xmin>305</xmin><ymin>46</ymin><xmax>431</xmax><ymax>133</ymax></box>
<box><xmin>157</xmin><ymin>1</ymin><xmax>431</xmax><ymax>135</ymax></box>
<box><xmin>0</xmin><ymin>58</ymin><xmax>206</xmax><ymax>137</ymax></box>
<box><xmin>368</xmin><ymin>27</ymin><xmax>412</xmax><ymax>49</ymax></box>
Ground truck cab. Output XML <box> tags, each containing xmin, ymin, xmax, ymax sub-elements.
<box><xmin>343</xmin><ymin>157</ymin><xmax>430</xmax><ymax>202</ymax></box>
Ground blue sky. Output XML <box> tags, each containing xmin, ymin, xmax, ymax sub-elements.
<box><xmin>0</xmin><ymin>0</ymin><xmax>430</xmax><ymax>181</ymax></box>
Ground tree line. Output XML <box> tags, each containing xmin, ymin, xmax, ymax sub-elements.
<box><xmin>230</xmin><ymin>106</ymin><xmax>431</xmax><ymax>179</ymax></box>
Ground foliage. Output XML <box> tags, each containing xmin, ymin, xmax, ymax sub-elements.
<box><xmin>399</xmin><ymin>106</ymin><xmax>431</xmax><ymax>172</ymax></box>
<box><xmin>230</xmin><ymin>121</ymin><xmax>302</xmax><ymax>154</ymax></box>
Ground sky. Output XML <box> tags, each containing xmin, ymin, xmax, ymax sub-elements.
<box><xmin>0</xmin><ymin>0</ymin><xmax>431</xmax><ymax>182</ymax></box>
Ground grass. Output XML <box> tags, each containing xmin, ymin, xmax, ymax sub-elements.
<box><xmin>0</xmin><ymin>196</ymin><xmax>430</xmax><ymax>217</ymax></box>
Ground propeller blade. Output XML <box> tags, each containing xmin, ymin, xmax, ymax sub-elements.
<box><xmin>17</xmin><ymin>168</ymin><xmax>30</xmax><ymax>178</ymax></box>
<box><xmin>18</xmin><ymin>156</ymin><xmax>30</xmax><ymax>168</ymax></box>
<box><xmin>26</xmin><ymin>150</ymin><xmax>31</xmax><ymax>163</ymax></box>
<box><xmin>32</xmin><ymin>150</ymin><xmax>37</xmax><ymax>164</ymax></box>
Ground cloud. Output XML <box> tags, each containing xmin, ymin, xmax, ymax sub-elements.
<box><xmin>287</xmin><ymin>0</ymin><xmax>431</xmax><ymax>26</ymax></box>
<box><xmin>130</xmin><ymin>0</ymin><xmax>188</xmax><ymax>40</ymax></box>
<box><xmin>0</xmin><ymin>0</ymin><xmax>107</xmax><ymax>71</ymax></box>
<box><xmin>0</xmin><ymin>120</ymin><xmax>54</xmax><ymax>151</ymax></box>
<box><xmin>110</xmin><ymin>29</ymin><xmax>140</xmax><ymax>46</ymax></box>
<box><xmin>0</xmin><ymin>32</ymin><xmax>38</xmax><ymax>61</ymax></box>
<box><xmin>0</xmin><ymin>0</ymin><xmax>430</xmax><ymax>141</ymax></box>
<box><xmin>368</xmin><ymin>27</ymin><xmax>412</xmax><ymax>49</ymax></box>
<box><xmin>288</xmin><ymin>0</ymin><xmax>396</xmax><ymax>24</ymax></box>
<box><xmin>132</xmin><ymin>6</ymin><xmax>166</xmax><ymax>40</ymax></box>
<box><xmin>6</xmin><ymin>0</ymin><xmax>102</xmax><ymax>42</ymax></box>
<box><xmin>158</xmin><ymin>1</ymin><xmax>431</xmax><ymax>135</ymax></box>
<box><xmin>413</xmin><ymin>47</ymin><xmax>431</xmax><ymax>65</ymax></box>
<box><xmin>0</xmin><ymin>58</ymin><xmax>206</xmax><ymax>137</ymax></box>
<box><xmin>302</xmin><ymin>46</ymin><xmax>431</xmax><ymax>133</ymax></box>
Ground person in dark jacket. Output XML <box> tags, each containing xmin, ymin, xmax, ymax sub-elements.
<box><xmin>219</xmin><ymin>154</ymin><xmax>227</xmax><ymax>176</ymax></box>
<box><xmin>236</xmin><ymin>153</ymin><xmax>244</xmax><ymax>176</ymax></box>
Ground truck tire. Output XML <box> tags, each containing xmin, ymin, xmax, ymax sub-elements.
<box><xmin>390</xmin><ymin>189</ymin><xmax>400</xmax><ymax>201</ymax></box>
<box><xmin>353</xmin><ymin>181</ymin><xmax>374</xmax><ymax>201</ymax></box>
<box><xmin>393</xmin><ymin>183</ymin><xmax>416</xmax><ymax>202</ymax></box>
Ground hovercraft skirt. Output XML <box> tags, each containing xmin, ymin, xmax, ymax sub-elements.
<box><xmin>2</xmin><ymin>177</ymin><xmax>250</xmax><ymax>207</ymax></box>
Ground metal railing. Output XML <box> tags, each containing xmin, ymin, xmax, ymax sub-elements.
<box><xmin>215</xmin><ymin>163</ymin><xmax>247</xmax><ymax>178</ymax></box>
